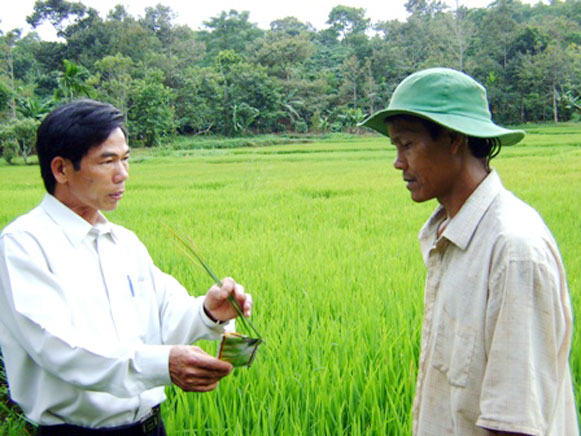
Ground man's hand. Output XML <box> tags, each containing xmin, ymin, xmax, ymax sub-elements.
<box><xmin>169</xmin><ymin>345</ymin><xmax>233</xmax><ymax>392</ymax></box>
<box><xmin>203</xmin><ymin>277</ymin><xmax>252</xmax><ymax>322</ymax></box>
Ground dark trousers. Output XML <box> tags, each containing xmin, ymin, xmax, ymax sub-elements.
<box><xmin>36</xmin><ymin>406</ymin><xmax>166</xmax><ymax>436</ymax></box>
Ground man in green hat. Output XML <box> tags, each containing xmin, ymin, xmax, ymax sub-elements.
<box><xmin>360</xmin><ymin>68</ymin><xmax>577</xmax><ymax>435</ymax></box>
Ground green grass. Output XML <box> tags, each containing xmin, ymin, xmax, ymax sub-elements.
<box><xmin>1</xmin><ymin>125</ymin><xmax>580</xmax><ymax>434</ymax></box>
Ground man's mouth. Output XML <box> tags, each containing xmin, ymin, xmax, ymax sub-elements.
<box><xmin>110</xmin><ymin>190</ymin><xmax>124</xmax><ymax>200</ymax></box>
<box><xmin>403</xmin><ymin>176</ymin><xmax>416</xmax><ymax>190</ymax></box>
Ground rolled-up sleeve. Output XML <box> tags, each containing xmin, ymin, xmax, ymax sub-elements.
<box><xmin>478</xmin><ymin>246</ymin><xmax>572</xmax><ymax>434</ymax></box>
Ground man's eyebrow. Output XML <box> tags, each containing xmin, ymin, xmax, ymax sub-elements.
<box><xmin>99</xmin><ymin>149</ymin><xmax>130</xmax><ymax>158</ymax></box>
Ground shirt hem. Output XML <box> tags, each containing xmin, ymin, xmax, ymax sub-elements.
<box><xmin>477</xmin><ymin>416</ymin><xmax>540</xmax><ymax>436</ymax></box>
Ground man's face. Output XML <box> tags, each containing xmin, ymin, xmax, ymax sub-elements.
<box><xmin>58</xmin><ymin>127</ymin><xmax>130</xmax><ymax>222</ymax></box>
<box><xmin>388</xmin><ymin>118</ymin><xmax>459</xmax><ymax>204</ymax></box>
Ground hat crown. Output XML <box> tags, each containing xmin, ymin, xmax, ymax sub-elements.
<box><xmin>389</xmin><ymin>68</ymin><xmax>491</xmax><ymax>122</ymax></box>
<box><xmin>358</xmin><ymin>67</ymin><xmax>525</xmax><ymax>146</ymax></box>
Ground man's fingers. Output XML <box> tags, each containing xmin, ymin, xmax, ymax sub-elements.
<box><xmin>184</xmin><ymin>346</ymin><xmax>233</xmax><ymax>373</ymax></box>
<box><xmin>221</xmin><ymin>277</ymin><xmax>236</xmax><ymax>293</ymax></box>
<box><xmin>228</xmin><ymin>281</ymin><xmax>251</xmax><ymax>316</ymax></box>
<box><xmin>169</xmin><ymin>345</ymin><xmax>233</xmax><ymax>392</ymax></box>
<box><xmin>206</xmin><ymin>277</ymin><xmax>253</xmax><ymax>320</ymax></box>
<box><xmin>237</xmin><ymin>287</ymin><xmax>252</xmax><ymax>317</ymax></box>
<box><xmin>180</xmin><ymin>380</ymin><xmax>220</xmax><ymax>393</ymax></box>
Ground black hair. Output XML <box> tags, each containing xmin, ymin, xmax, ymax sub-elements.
<box><xmin>386</xmin><ymin>114</ymin><xmax>502</xmax><ymax>164</ymax></box>
<box><xmin>36</xmin><ymin>99</ymin><xmax>126</xmax><ymax>194</ymax></box>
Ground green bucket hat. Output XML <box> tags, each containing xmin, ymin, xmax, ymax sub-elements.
<box><xmin>358</xmin><ymin>67</ymin><xmax>525</xmax><ymax>146</ymax></box>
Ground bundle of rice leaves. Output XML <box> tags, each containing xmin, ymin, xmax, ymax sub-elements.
<box><xmin>218</xmin><ymin>332</ymin><xmax>263</xmax><ymax>367</ymax></box>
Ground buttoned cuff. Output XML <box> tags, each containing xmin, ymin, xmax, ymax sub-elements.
<box><xmin>135</xmin><ymin>345</ymin><xmax>172</xmax><ymax>387</ymax></box>
<box><xmin>198</xmin><ymin>299</ymin><xmax>234</xmax><ymax>333</ymax></box>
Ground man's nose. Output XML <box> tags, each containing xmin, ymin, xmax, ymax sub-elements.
<box><xmin>114</xmin><ymin>162</ymin><xmax>129</xmax><ymax>183</ymax></box>
<box><xmin>393</xmin><ymin>151</ymin><xmax>406</xmax><ymax>170</ymax></box>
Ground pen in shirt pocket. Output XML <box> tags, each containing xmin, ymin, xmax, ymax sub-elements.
<box><xmin>127</xmin><ymin>275</ymin><xmax>135</xmax><ymax>297</ymax></box>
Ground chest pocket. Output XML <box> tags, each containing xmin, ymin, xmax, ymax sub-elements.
<box><xmin>431</xmin><ymin>309</ymin><xmax>477</xmax><ymax>388</ymax></box>
<box><xmin>130</xmin><ymin>276</ymin><xmax>163</xmax><ymax>344</ymax></box>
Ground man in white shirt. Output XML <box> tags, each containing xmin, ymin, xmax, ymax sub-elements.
<box><xmin>0</xmin><ymin>99</ymin><xmax>254</xmax><ymax>435</ymax></box>
<box><xmin>359</xmin><ymin>68</ymin><xmax>578</xmax><ymax>435</ymax></box>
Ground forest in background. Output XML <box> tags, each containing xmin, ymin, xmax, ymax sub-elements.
<box><xmin>1</xmin><ymin>0</ymin><xmax>581</xmax><ymax>157</ymax></box>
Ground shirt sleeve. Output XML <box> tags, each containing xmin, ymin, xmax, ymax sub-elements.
<box><xmin>476</xmin><ymin>240</ymin><xmax>572</xmax><ymax>434</ymax></box>
<box><xmin>148</xmin><ymin>264</ymin><xmax>234</xmax><ymax>345</ymax></box>
<box><xmin>1</xmin><ymin>231</ymin><xmax>171</xmax><ymax>398</ymax></box>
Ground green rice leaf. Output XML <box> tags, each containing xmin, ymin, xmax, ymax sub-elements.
<box><xmin>165</xmin><ymin>225</ymin><xmax>263</xmax><ymax>340</ymax></box>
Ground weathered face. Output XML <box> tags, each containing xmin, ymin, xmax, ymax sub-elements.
<box><xmin>55</xmin><ymin>127</ymin><xmax>130</xmax><ymax>223</ymax></box>
<box><xmin>388</xmin><ymin>118</ymin><xmax>460</xmax><ymax>204</ymax></box>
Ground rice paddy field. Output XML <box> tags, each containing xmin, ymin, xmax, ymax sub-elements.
<box><xmin>1</xmin><ymin>125</ymin><xmax>580</xmax><ymax>435</ymax></box>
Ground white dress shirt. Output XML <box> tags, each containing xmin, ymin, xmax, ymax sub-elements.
<box><xmin>412</xmin><ymin>171</ymin><xmax>578</xmax><ymax>435</ymax></box>
<box><xmin>0</xmin><ymin>194</ymin><xmax>230</xmax><ymax>428</ymax></box>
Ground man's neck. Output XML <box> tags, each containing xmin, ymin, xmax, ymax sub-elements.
<box><xmin>53</xmin><ymin>188</ymin><xmax>100</xmax><ymax>226</ymax></box>
<box><xmin>439</xmin><ymin>161</ymin><xmax>489</xmax><ymax>218</ymax></box>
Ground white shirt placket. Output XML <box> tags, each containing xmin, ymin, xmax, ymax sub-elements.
<box><xmin>95</xmin><ymin>230</ymin><xmax>139</xmax><ymax>346</ymax></box>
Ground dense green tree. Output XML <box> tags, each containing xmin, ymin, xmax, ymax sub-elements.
<box><xmin>60</xmin><ymin>10</ymin><xmax>110</xmax><ymax>66</ymax></box>
<box><xmin>26</xmin><ymin>0</ymin><xmax>90</xmax><ymax>36</ymax></box>
<box><xmin>2</xmin><ymin>32</ymin><xmax>42</xmax><ymax>88</ymax></box>
<box><xmin>26</xmin><ymin>40</ymin><xmax>65</xmax><ymax>98</ymax></box>
<box><xmin>471</xmin><ymin>0</ymin><xmax>518</xmax><ymax>74</ymax></box>
<box><xmin>339</xmin><ymin>56</ymin><xmax>364</xmax><ymax>108</ymax></box>
<box><xmin>253</xmin><ymin>32</ymin><xmax>315</xmax><ymax>82</ymax></box>
<box><xmin>376</xmin><ymin>0</ymin><xmax>451</xmax><ymax>78</ymax></box>
<box><xmin>1</xmin><ymin>0</ymin><xmax>580</xmax><ymax>136</ymax></box>
<box><xmin>535</xmin><ymin>40</ymin><xmax>581</xmax><ymax>122</ymax></box>
<box><xmin>404</xmin><ymin>0</ymin><xmax>447</xmax><ymax>16</ymax></box>
<box><xmin>0</xmin><ymin>118</ymin><xmax>39</xmax><ymax>164</ymax></box>
<box><xmin>128</xmin><ymin>69</ymin><xmax>175</xmax><ymax>147</ymax></box>
<box><xmin>172</xmin><ymin>66</ymin><xmax>222</xmax><ymax>134</ymax></box>
<box><xmin>440</xmin><ymin>2</ymin><xmax>475</xmax><ymax>71</ymax></box>
<box><xmin>105</xmin><ymin>7</ymin><xmax>162</xmax><ymax>64</ymax></box>
<box><xmin>214</xmin><ymin>50</ymin><xmax>281</xmax><ymax>134</ymax></box>
<box><xmin>270</xmin><ymin>17</ymin><xmax>315</xmax><ymax>36</ymax></box>
<box><xmin>92</xmin><ymin>53</ymin><xmax>133</xmax><ymax>117</ymax></box>
<box><xmin>327</xmin><ymin>5</ymin><xmax>370</xmax><ymax>42</ymax></box>
<box><xmin>140</xmin><ymin>4</ymin><xmax>177</xmax><ymax>49</ymax></box>
<box><xmin>198</xmin><ymin>10</ymin><xmax>263</xmax><ymax>61</ymax></box>
<box><xmin>0</xmin><ymin>80</ymin><xmax>12</xmax><ymax>115</ymax></box>
<box><xmin>0</xmin><ymin>30</ymin><xmax>21</xmax><ymax>119</ymax></box>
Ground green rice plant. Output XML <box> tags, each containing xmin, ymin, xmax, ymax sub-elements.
<box><xmin>0</xmin><ymin>353</ymin><xmax>36</xmax><ymax>435</ymax></box>
<box><xmin>167</xmin><ymin>227</ymin><xmax>263</xmax><ymax>367</ymax></box>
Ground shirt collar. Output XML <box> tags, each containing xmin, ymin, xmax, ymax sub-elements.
<box><xmin>419</xmin><ymin>170</ymin><xmax>503</xmax><ymax>256</ymax></box>
<box><xmin>40</xmin><ymin>194</ymin><xmax>117</xmax><ymax>247</ymax></box>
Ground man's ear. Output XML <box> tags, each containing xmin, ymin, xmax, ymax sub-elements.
<box><xmin>51</xmin><ymin>156</ymin><xmax>72</xmax><ymax>185</ymax></box>
<box><xmin>448</xmin><ymin>131</ymin><xmax>467</xmax><ymax>155</ymax></box>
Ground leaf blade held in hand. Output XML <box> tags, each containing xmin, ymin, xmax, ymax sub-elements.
<box><xmin>166</xmin><ymin>226</ymin><xmax>264</xmax><ymax>367</ymax></box>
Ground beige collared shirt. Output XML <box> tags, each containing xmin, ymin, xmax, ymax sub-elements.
<box><xmin>413</xmin><ymin>171</ymin><xmax>578</xmax><ymax>436</ymax></box>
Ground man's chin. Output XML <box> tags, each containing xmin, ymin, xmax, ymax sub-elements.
<box><xmin>102</xmin><ymin>200</ymin><xmax>121</xmax><ymax>211</ymax></box>
<box><xmin>410</xmin><ymin>192</ymin><xmax>430</xmax><ymax>203</ymax></box>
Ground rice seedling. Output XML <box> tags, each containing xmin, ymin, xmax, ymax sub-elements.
<box><xmin>166</xmin><ymin>226</ymin><xmax>263</xmax><ymax>367</ymax></box>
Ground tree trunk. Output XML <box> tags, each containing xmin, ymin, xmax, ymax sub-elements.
<box><xmin>8</xmin><ymin>52</ymin><xmax>16</xmax><ymax>119</ymax></box>
<box><xmin>553</xmin><ymin>85</ymin><xmax>559</xmax><ymax>123</ymax></box>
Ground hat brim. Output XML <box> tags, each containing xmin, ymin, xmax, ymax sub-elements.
<box><xmin>358</xmin><ymin>108</ymin><xmax>525</xmax><ymax>146</ymax></box>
